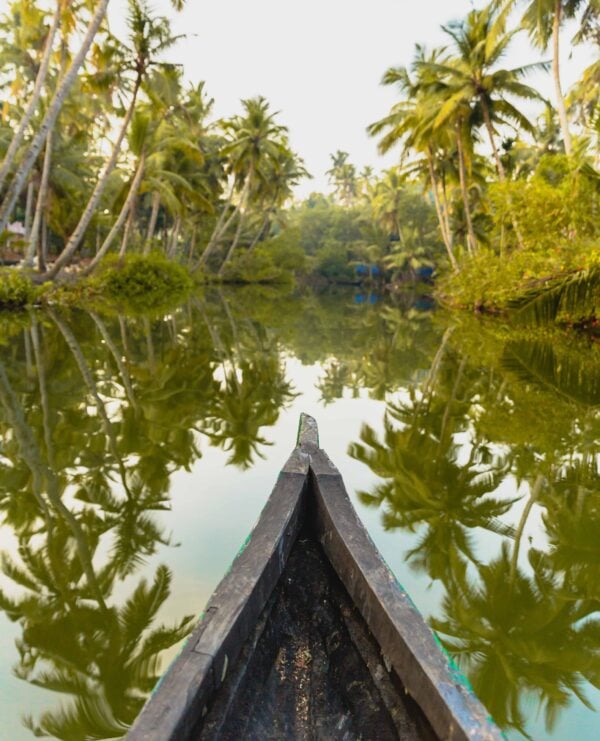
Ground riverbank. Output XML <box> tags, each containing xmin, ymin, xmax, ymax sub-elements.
<box><xmin>2</xmin><ymin>241</ymin><xmax>598</xmax><ymax>338</ymax></box>
<box><xmin>435</xmin><ymin>242</ymin><xmax>599</xmax><ymax>333</ymax></box>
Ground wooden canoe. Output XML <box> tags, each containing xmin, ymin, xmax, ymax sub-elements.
<box><xmin>128</xmin><ymin>414</ymin><xmax>501</xmax><ymax>740</ymax></box>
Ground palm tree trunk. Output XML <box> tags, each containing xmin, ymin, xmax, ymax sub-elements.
<box><xmin>0</xmin><ymin>2</ymin><xmax>62</xmax><ymax>193</ymax></box>
<box><xmin>220</xmin><ymin>209</ymin><xmax>246</xmax><ymax>273</ymax></box>
<box><xmin>394</xmin><ymin>215</ymin><xmax>406</xmax><ymax>248</ymax></box>
<box><xmin>84</xmin><ymin>153</ymin><xmax>145</xmax><ymax>274</ymax></box>
<box><xmin>119</xmin><ymin>201</ymin><xmax>135</xmax><ymax>258</ymax></box>
<box><xmin>25</xmin><ymin>132</ymin><xmax>53</xmax><ymax>267</ymax></box>
<box><xmin>90</xmin><ymin>312</ymin><xmax>137</xmax><ymax>409</ymax></box>
<box><xmin>552</xmin><ymin>1</ymin><xmax>572</xmax><ymax>156</ymax></box>
<box><xmin>187</xmin><ymin>224</ymin><xmax>197</xmax><ymax>266</ymax></box>
<box><xmin>198</xmin><ymin>178</ymin><xmax>238</xmax><ymax>265</ymax></box>
<box><xmin>39</xmin><ymin>215</ymin><xmax>48</xmax><ymax>271</ymax></box>
<box><xmin>42</xmin><ymin>74</ymin><xmax>141</xmax><ymax>280</ymax></box>
<box><xmin>30</xmin><ymin>318</ymin><xmax>54</xmax><ymax>467</ymax></box>
<box><xmin>440</xmin><ymin>173</ymin><xmax>453</xmax><ymax>247</ymax></box>
<box><xmin>24</xmin><ymin>181</ymin><xmax>35</xmax><ymax>239</ymax></box>
<box><xmin>427</xmin><ymin>150</ymin><xmax>458</xmax><ymax>270</ymax></box>
<box><xmin>167</xmin><ymin>215</ymin><xmax>181</xmax><ymax>257</ymax></box>
<box><xmin>218</xmin><ymin>172</ymin><xmax>253</xmax><ymax>275</ymax></box>
<box><xmin>0</xmin><ymin>359</ymin><xmax>108</xmax><ymax>611</ymax></box>
<box><xmin>51</xmin><ymin>309</ymin><xmax>132</xmax><ymax>499</ymax></box>
<box><xmin>248</xmin><ymin>214</ymin><xmax>270</xmax><ymax>252</ymax></box>
<box><xmin>480</xmin><ymin>99</ymin><xmax>525</xmax><ymax>250</ymax></box>
<box><xmin>455</xmin><ymin>126</ymin><xmax>477</xmax><ymax>255</ymax></box>
<box><xmin>144</xmin><ymin>190</ymin><xmax>160</xmax><ymax>252</ymax></box>
<box><xmin>0</xmin><ymin>0</ymin><xmax>110</xmax><ymax>237</ymax></box>
<box><xmin>510</xmin><ymin>473</ymin><xmax>545</xmax><ymax>581</ymax></box>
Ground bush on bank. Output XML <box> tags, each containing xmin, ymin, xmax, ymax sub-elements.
<box><xmin>217</xmin><ymin>232</ymin><xmax>307</xmax><ymax>284</ymax></box>
<box><xmin>437</xmin><ymin>241</ymin><xmax>599</xmax><ymax>325</ymax></box>
<box><xmin>0</xmin><ymin>269</ymin><xmax>38</xmax><ymax>309</ymax></box>
<box><xmin>438</xmin><ymin>155</ymin><xmax>599</xmax><ymax>325</ymax></box>
<box><xmin>89</xmin><ymin>253</ymin><xmax>193</xmax><ymax>311</ymax></box>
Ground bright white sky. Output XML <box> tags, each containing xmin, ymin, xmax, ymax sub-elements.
<box><xmin>109</xmin><ymin>0</ymin><xmax>594</xmax><ymax>195</ymax></box>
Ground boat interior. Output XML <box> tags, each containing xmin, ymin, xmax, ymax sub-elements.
<box><xmin>197</xmin><ymin>519</ymin><xmax>436</xmax><ymax>740</ymax></box>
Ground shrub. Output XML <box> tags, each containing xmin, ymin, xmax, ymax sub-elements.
<box><xmin>0</xmin><ymin>269</ymin><xmax>37</xmax><ymax>309</ymax></box>
<box><xmin>437</xmin><ymin>241</ymin><xmax>599</xmax><ymax>322</ymax></box>
<box><xmin>489</xmin><ymin>156</ymin><xmax>599</xmax><ymax>252</ymax></box>
<box><xmin>220</xmin><ymin>232</ymin><xmax>307</xmax><ymax>284</ymax></box>
<box><xmin>93</xmin><ymin>253</ymin><xmax>192</xmax><ymax>310</ymax></box>
<box><xmin>313</xmin><ymin>242</ymin><xmax>355</xmax><ymax>282</ymax></box>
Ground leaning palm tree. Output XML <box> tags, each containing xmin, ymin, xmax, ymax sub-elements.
<box><xmin>42</xmin><ymin>0</ymin><xmax>183</xmax><ymax>280</ymax></box>
<box><xmin>0</xmin><ymin>0</ymin><xmax>111</xmax><ymax>237</ymax></box>
<box><xmin>0</xmin><ymin>0</ymin><xmax>62</xmax><ymax>194</ymax></box>
<box><xmin>417</xmin><ymin>7</ymin><xmax>547</xmax><ymax>248</ymax></box>
<box><xmin>199</xmin><ymin>96</ymin><xmax>288</xmax><ymax>270</ymax></box>
<box><xmin>368</xmin><ymin>48</ymin><xmax>462</xmax><ymax>267</ymax></box>
<box><xmin>495</xmin><ymin>0</ymin><xmax>596</xmax><ymax>155</ymax></box>
<box><xmin>420</xmin><ymin>6</ymin><xmax>546</xmax><ymax>183</ymax></box>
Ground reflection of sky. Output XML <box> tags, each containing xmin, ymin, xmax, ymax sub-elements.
<box><xmin>0</xmin><ymin>338</ymin><xmax>598</xmax><ymax>739</ymax></box>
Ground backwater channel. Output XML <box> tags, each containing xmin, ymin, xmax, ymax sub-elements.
<box><xmin>0</xmin><ymin>285</ymin><xmax>598</xmax><ymax>740</ymax></box>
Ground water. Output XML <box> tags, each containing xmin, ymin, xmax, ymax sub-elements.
<box><xmin>0</xmin><ymin>285</ymin><xmax>598</xmax><ymax>740</ymax></box>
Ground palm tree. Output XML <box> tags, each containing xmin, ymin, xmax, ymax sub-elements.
<box><xmin>368</xmin><ymin>50</ymin><xmax>462</xmax><ymax>265</ymax></box>
<box><xmin>370</xmin><ymin>167</ymin><xmax>407</xmax><ymax>246</ymax></box>
<box><xmin>326</xmin><ymin>150</ymin><xmax>358</xmax><ymax>205</ymax></box>
<box><xmin>247</xmin><ymin>145</ymin><xmax>308</xmax><ymax>250</ymax></box>
<box><xmin>0</xmin><ymin>0</ymin><xmax>111</xmax><ymax>237</ymax></box>
<box><xmin>425</xmin><ymin>7</ymin><xmax>546</xmax><ymax>183</ymax></box>
<box><xmin>42</xmin><ymin>0</ymin><xmax>182</xmax><ymax>280</ymax></box>
<box><xmin>496</xmin><ymin>0</ymin><xmax>595</xmax><ymax>156</ymax></box>
<box><xmin>199</xmin><ymin>96</ymin><xmax>288</xmax><ymax>270</ymax></box>
<box><xmin>0</xmin><ymin>0</ymin><xmax>62</xmax><ymax>194</ymax></box>
<box><xmin>431</xmin><ymin>544</ymin><xmax>599</xmax><ymax>734</ymax></box>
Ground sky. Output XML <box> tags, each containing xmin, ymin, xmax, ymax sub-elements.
<box><xmin>108</xmin><ymin>0</ymin><xmax>594</xmax><ymax>195</ymax></box>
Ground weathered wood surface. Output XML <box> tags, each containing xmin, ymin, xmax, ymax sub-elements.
<box><xmin>127</xmin><ymin>448</ymin><xmax>309</xmax><ymax>740</ymax></box>
<box><xmin>199</xmin><ymin>535</ymin><xmax>429</xmax><ymax>740</ymax></box>
<box><xmin>310</xmin><ymin>444</ymin><xmax>502</xmax><ymax>741</ymax></box>
<box><xmin>128</xmin><ymin>413</ymin><xmax>501</xmax><ymax>741</ymax></box>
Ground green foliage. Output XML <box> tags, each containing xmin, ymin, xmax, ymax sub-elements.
<box><xmin>0</xmin><ymin>269</ymin><xmax>37</xmax><ymax>309</ymax></box>
<box><xmin>438</xmin><ymin>242</ymin><xmax>598</xmax><ymax>321</ymax></box>
<box><xmin>220</xmin><ymin>231</ymin><xmax>307</xmax><ymax>284</ymax></box>
<box><xmin>440</xmin><ymin>155</ymin><xmax>600</xmax><ymax>324</ymax></box>
<box><xmin>490</xmin><ymin>156</ymin><xmax>600</xmax><ymax>251</ymax></box>
<box><xmin>289</xmin><ymin>197</ymin><xmax>366</xmax><ymax>256</ymax></box>
<box><xmin>92</xmin><ymin>253</ymin><xmax>192</xmax><ymax>311</ymax></box>
<box><xmin>509</xmin><ymin>267</ymin><xmax>600</xmax><ymax>326</ymax></box>
<box><xmin>313</xmin><ymin>243</ymin><xmax>356</xmax><ymax>282</ymax></box>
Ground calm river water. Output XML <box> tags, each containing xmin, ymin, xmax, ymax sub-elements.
<box><xmin>0</xmin><ymin>285</ymin><xmax>598</xmax><ymax>740</ymax></box>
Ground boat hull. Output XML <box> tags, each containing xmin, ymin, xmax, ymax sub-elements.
<box><xmin>128</xmin><ymin>416</ymin><xmax>502</xmax><ymax>741</ymax></box>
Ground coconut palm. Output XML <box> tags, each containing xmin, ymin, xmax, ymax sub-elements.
<box><xmin>43</xmin><ymin>0</ymin><xmax>183</xmax><ymax>280</ymax></box>
<box><xmin>199</xmin><ymin>96</ymin><xmax>288</xmax><ymax>270</ymax></box>
<box><xmin>0</xmin><ymin>0</ymin><xmax>62</xmax><ymax>194</ymax></box>
<box><xmin>368</xmin><ymin>49</ymin><xmax>463</xmax><ymax>265</ymax></box>
<box><xmin>495</xmin><ymin>0</ymin><xmax>596</xmax><ymax>155</ymax></box>
<box><xmin>247</xmin><ymin>145</ymin><xmax>309</xmax><ymax>250</ymax></box>
<box><xmin>0</xmin><ymin>0</ymin><xmax>111</xmax><ymax>237</ymax></box>
<box><xmin>423</xmin><ymin>7</ymin><xmax>546</xmax><ymax>183</ymax></box>
<box><xmin>431</xmin><ymin>543</ymin><xmax>600</xmax><ymax>734</ymax></box>
<box><xmin>326</xmin><ymin>150</ymin><xmax>358</xmax><ymax>205</ymax></box>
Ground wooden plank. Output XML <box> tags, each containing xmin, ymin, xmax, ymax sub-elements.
<box><xmin>127</xmin><ymin>450</ymin><xmax>309</xmax><ymax>740</ymax></box>
<box><xmin>310</xmin><ymin>447</ymin><xmax>503</xmax><ymax>741</ymax></box>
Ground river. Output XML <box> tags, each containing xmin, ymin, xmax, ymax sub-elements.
<box><xmin>0</xmin><ymin>285</ymin><xmax>598</xmax><ymax>740</ymax></box>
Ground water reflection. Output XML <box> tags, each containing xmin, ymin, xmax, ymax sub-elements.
<box><xmin>0</xmin><ymin>289</ymin><xmax>598</xmax><ymax>738</ymax></box>
<box><xmin>349</xmin><ymin>317</ymin><xmax>600</xmax><ymax>737</ymax></box>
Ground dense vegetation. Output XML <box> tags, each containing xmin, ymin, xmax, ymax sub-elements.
<box><xmin>0</xmin><ymin>0</ymin><xmax>598</xmax><ymax>320</ymax></box>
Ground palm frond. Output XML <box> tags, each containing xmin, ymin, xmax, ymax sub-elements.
<box><xmin>508</xmin><ymin>267</ymin><xmax>600</xmax><ymax>326</ymax></box>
